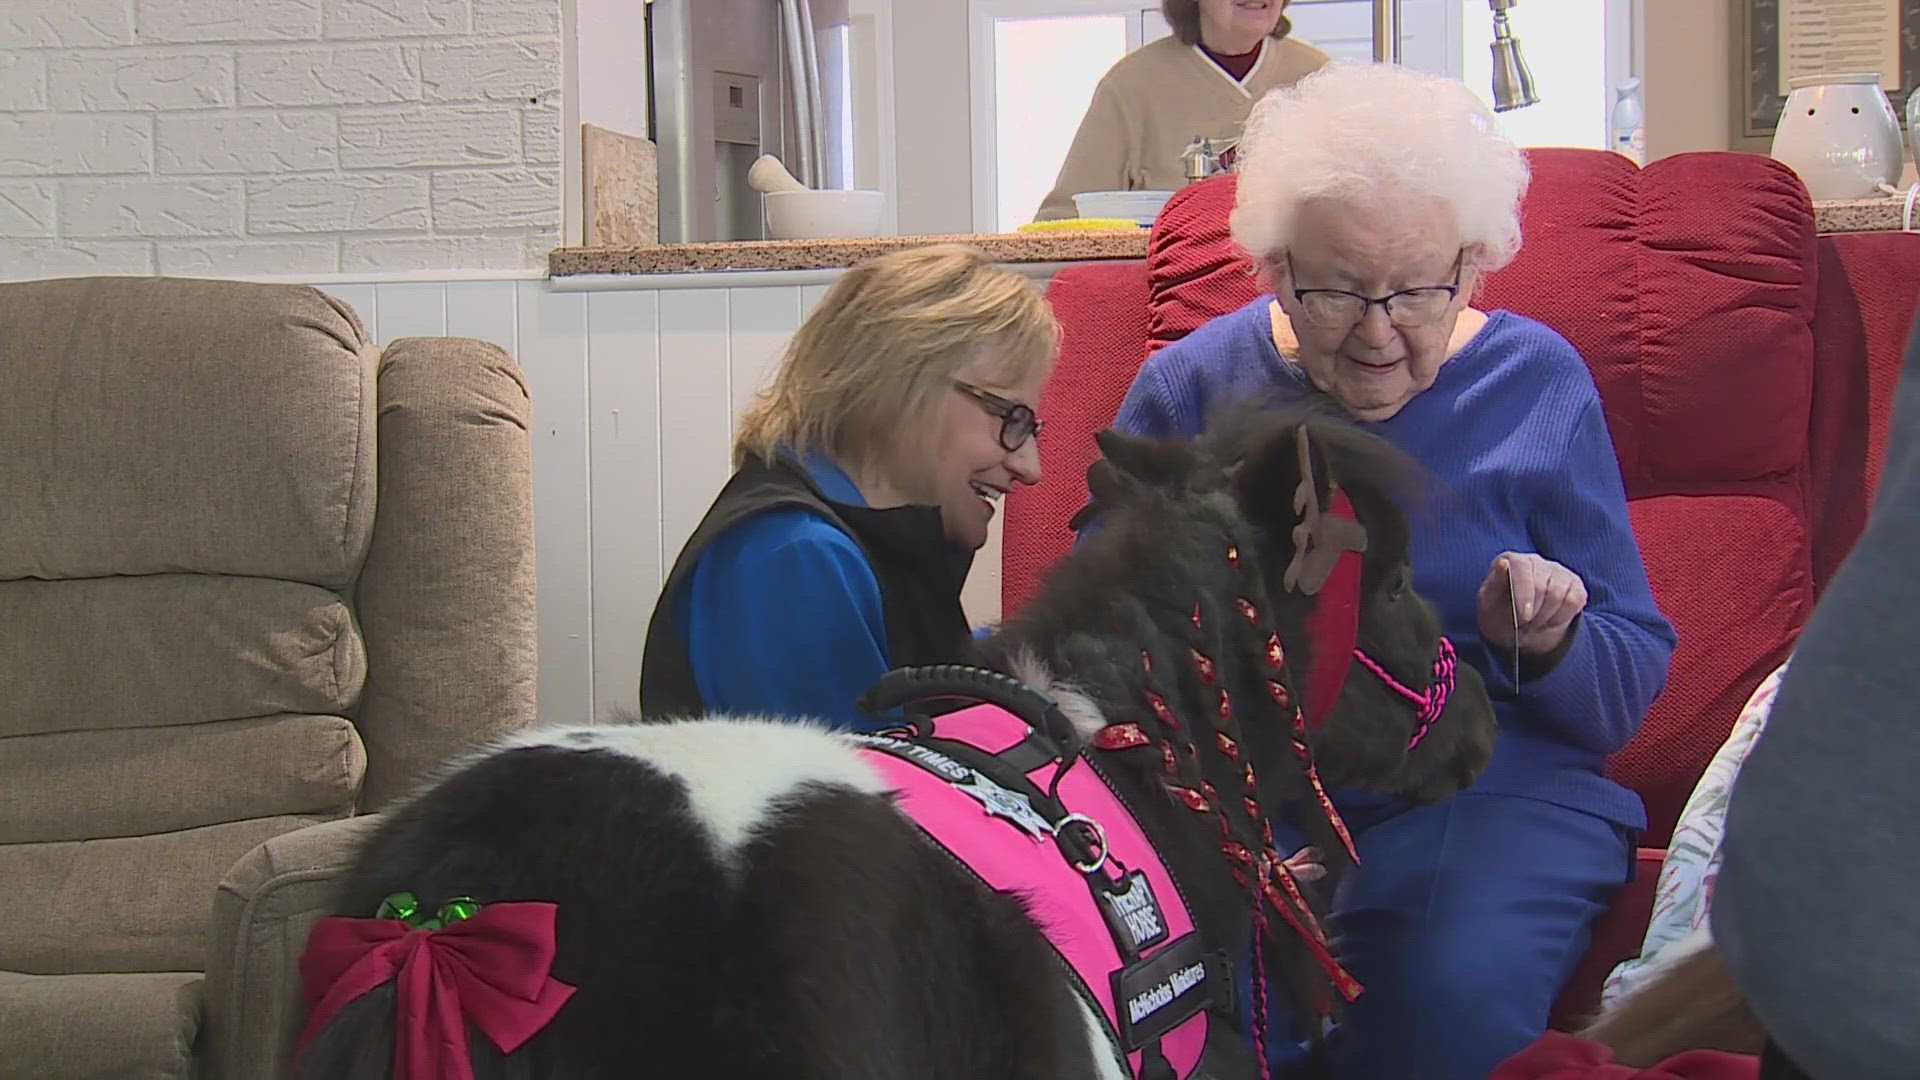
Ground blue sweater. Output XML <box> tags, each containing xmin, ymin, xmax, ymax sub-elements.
<box><xmin>1112</xmin><ymin>299</ymin><xmax>1677</xmax><ymax>828</ymax></box>
<box><xmin>671</xmin><ymin>455</ymin><xmax>896</xmax><ymax>732</ymax></box>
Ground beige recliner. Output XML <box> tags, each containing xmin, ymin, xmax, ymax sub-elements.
<box><xmin>0</xmin><ymin>276</ymin><xmax>539</xmax><ymax>1080</ymax></box>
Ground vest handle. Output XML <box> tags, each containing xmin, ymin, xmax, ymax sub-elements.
<box><xmin>857</xmin><ymin>664</ymin><xmax>1075</xmax><ymax>747</ymax></box>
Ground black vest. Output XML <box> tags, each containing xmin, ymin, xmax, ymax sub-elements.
<box><xmin>639</xmin><ymin>454</ymin><xmax>978</xmax><ymax>718</ymax></box>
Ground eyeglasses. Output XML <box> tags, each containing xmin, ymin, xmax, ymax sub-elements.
<box><xmin>954</xmin><ymin>381</ymin><xmax>1042</xmax><ymax>452</ymax></box>
<box><xmin>1284</xmin><ymin>250</ymin><xmax>1465</xmax><ymax>329</ymax></box>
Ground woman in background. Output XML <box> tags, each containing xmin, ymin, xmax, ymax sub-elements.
<box><xmin>1033</xmin><ymin>0</ymin><xmax>1327</xmax><ymax>221</ymax></box>
<box><xmin>639</xmin><ymin>244</ymin><xmax>1057</xmax><ymax>730</ymax></box>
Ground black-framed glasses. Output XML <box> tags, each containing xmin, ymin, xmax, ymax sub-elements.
<box><xmin>954</xmin><ymin>381</ymin><xmax>1042</xmax><ymax>452</ymax></box>
<box><xmin>1284</xmin><ymin>249</ymin><xmax>1465</xmax><ymax>329</ymax></box>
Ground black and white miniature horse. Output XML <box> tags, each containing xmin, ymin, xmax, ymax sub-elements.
<box><xmin>295</xmin><ymin>409</ymin><xmax>1497</xmax><ymax>1080</ymax></box>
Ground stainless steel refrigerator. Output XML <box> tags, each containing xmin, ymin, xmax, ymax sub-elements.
<box><xmin>648</xmin><ymin>0</ymin><xmax>854</xmax><ymax>244</ymax></box>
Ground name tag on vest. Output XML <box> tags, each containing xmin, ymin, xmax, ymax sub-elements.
<box><xmin>1096</xmin><ymin>870</ymin><xmax>1171</xmax><ymax>954</ymax></box>
<box><xmin>1111</xmin><ymin>932</ymin><xmax>1212</xmax><ymax>1052</ymax></box>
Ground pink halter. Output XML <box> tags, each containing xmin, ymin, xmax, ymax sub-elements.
<box><xmin>1352</xmin><ymin>635</ymin><xmax>1457</xmax><ymax>750</ymax></box>
<box><xmin>1300</xmin><ymin>485</ymin><xmax>1458</xmax><ymax>750</ymax></box>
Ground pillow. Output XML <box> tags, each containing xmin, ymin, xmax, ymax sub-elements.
<box><xmin>1599</xmin><ymin>658</ymin><xmax>1790</xmax><ymax>1006</ymax></box>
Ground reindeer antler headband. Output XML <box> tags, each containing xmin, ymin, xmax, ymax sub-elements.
<box><xmin>1282</xmin><ymin>425</ymin><xmax>1368</xmax><ymax>595</ymax></box>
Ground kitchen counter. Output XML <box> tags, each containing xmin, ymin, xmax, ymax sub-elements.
<box><xmin>549</xmin><ymin>229</ymin><xmax>1151</xmax><ymax>277</ymax></box>
<box><xmin>548</xmin><ymin>197</ymin><xmax>1913</xmax><ymax>279</ymax></box>
<box><xmin>547</xmin><ymin>229</ymin><xmax>1149</xmax><ymax>277</ymax></box>
<box><xmin>1814</xmin><ymin>194</ymin><xmax>1915</xmax><ymax>234</ymax></box>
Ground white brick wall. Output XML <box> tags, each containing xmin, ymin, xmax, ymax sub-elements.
<box><xmin>0</xmin><ymin>0</ymin><xmax>561</xmax><ymax>279</ymax></box>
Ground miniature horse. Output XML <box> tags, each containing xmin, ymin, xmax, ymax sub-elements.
<box><xmin>293</xmin><ymin>409</ymin><xmax>1497</xmax><ymax>1080</ymax></box>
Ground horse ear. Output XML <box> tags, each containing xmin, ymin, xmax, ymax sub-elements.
<box><xmin>1069</xmin><ymin>460</ymin><xmax>1118</xmax><ymax>532</ymax></box>
<box><xmin>1093</xmin><ymin>428</ymin><xmax>1191</xmax><ymax>488</ymax></box>
<box><xmin>1083</xmin><ymin>458</ymin><xmax>1130</xmax><ymax>508</ymax></box>
<box><xmin>1229</xmin><ymin>419</ymin><xmax>1305</xmax><ymax>511</ymax></box>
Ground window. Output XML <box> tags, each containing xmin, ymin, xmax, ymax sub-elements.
<box><xmin>1283</xmin><ymin>0</ymin><xmax>1461</xmax><ymax>73</ymax></box>
<box><xmin>1457</xmin><ymin>0</ymin><xmax>1634</xmax><ymax>150</ymax></box>
<box><xmin>987</xmin><ymin>13</ymin><xmax>1134</xmax><ymax>232</ymax></box>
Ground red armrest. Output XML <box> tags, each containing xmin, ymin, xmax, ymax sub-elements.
<box><xmin>1003</xmin><ymin>261</ymin><xmax>1153</xmax><ymax>618</ymax></box>
<box><xmin>1808</xmin><ymin>232</ymin><xmax>1920</xmax><ymax>590</ymax></box>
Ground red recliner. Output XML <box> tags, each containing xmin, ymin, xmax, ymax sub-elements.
<box><xmin>1002</xmin><ymin>147</ymin><xmax>1920</xmax><ymax>1023</ymax></box>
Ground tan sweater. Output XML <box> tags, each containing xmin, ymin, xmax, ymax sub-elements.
<box><xmin>1034</xmin><ymin>35</ymin><xmax>1329</xmax><ymax>222</ymax></box>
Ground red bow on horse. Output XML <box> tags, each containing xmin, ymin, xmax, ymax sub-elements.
<box><xmin>297</xmin><ymin>899</ymin><xmax>576</xmax><ymax>1080</ymax></box>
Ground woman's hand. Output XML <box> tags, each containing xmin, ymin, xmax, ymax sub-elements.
<box><xmin>1478</xmin><ymin>552</ymin><xmax>1588</xmax><ymax>656</ymax></box>
<box><xmin>1282</xmin><ymin>846</ymin><xmax>1327</xmax><ymax>884</ymax></box>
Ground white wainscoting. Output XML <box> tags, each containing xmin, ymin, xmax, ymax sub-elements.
<box><xmin>305</xmin><ymin>273</ymin><xmax>1008</xmax><ymax>730</ymax></box>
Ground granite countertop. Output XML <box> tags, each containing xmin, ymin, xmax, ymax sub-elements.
<box><xmin>1813</xmin><ymin>194</ymin><xmax>1913</xmax><ymax>233</ymax></box>
<box><xmin>547</xmin><ymin>229</ymin><xmax>1150</xmax><ymax>277</ymax></box>
<box><xmin>548</xmin><ymin>197</ymin><xmax>1912</xmax><ymax>278</ymax></box>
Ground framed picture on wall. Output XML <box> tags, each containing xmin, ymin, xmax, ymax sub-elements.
<box><xmin>1733</xmin><ymin>0</ymin><xmax>1920</xmax><ymax>151</ymax></box>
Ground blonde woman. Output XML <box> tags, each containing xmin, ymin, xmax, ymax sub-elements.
<box><xmin>1033</xmin><ymin>0</ymin><xmax>1327</xmax><ymax>222</ymax></box>
<box><xmin>640</xmin><ymin>245</ymin><xmax>1058</xmax><ymax>729</ymax></box>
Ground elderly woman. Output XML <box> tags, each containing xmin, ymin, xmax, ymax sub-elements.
<box><xmin>1033</xmin><ymin>0</ymin><xmax>1326</xmax><ymax>221</ymax></box>
<box><xmin>1096</xmin><ymin>61</ymin><xmax>1678</xmax><ymax>1077</ymax></box>
<box><xmin>641</xmin><ymin>244</ymin><xmax>1057</xmax><ymax>729</ymax></box>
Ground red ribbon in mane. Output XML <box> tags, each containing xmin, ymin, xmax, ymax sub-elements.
<box><xmin>297</xmin><ymin>902</ymin><xmax>576</xmax><ymax>1080</ymax></box>
<box><xmin>1299</xmin><ymin>486</ymin><xmax>1364</xmax><ymax>731</ymax></box>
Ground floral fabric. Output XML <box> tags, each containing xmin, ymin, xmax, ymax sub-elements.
<box><xmin>1600</xmin><ymin>659</ymin><xmax>1790</xmax><ymax>1005</ymax></box>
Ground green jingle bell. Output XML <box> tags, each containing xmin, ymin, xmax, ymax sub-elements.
<box><xmin>437</xmin><ymin>896</ymin><xmax>483</xmax><ymax>925</ymax></box>
<box><xmin>376</xmin><ymin>892</ymin><xmax>422</xmax><ymax>925</ymax></box>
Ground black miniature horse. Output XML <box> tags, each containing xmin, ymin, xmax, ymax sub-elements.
<box><xmin>295</xmin><ymin>408</ymin><xmax>1497</xmax><ymax>1080</ymax></box>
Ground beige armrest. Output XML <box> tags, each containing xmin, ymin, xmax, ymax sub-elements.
<box><xmin>354</xmin><ymin>335</ymin><xmax>535</xmax><ymax>810</ymax></box>
<box><xmin>200</xmin><ymin>814</ymin><xmax>383</xmax><ymax>1080</ymax></box>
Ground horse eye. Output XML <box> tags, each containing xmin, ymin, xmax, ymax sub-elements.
<box><xmin>1389</xmin><ymin>571</ymin><xmax>1409</xmax><ymax>601</ymax></box>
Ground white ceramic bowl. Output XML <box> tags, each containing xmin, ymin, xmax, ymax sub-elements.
<box><xmin>1072</xmin><ymin>190</ymin><xmax>1177</xmax><ymax>226</ymax></box>
<box><xmin>763</xmin><ymin>189</ymin><xmax>886</xmax><ymax>239</ymax></box>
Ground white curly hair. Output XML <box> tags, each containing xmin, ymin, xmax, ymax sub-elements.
<box><xmin>1230</xmin><ymin>60</ymin><xmax>1532</xmax><ymax>273</ymax></box>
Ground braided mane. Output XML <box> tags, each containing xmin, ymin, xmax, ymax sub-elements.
<box><xmin>980</xmin><ymin>405</ymin><xmax>1429</xmax><ymax>1039</ymax></box>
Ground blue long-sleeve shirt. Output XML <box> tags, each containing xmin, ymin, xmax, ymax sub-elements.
<box><xmin>1109</xmin><ymin>299</ymin><xmax>1677</xmax><ymax>828</ymax></box>
<box><xmin>670</xmin><ymin>456</ymin><xmax>896</xmax><ymax>732</ymax></box>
